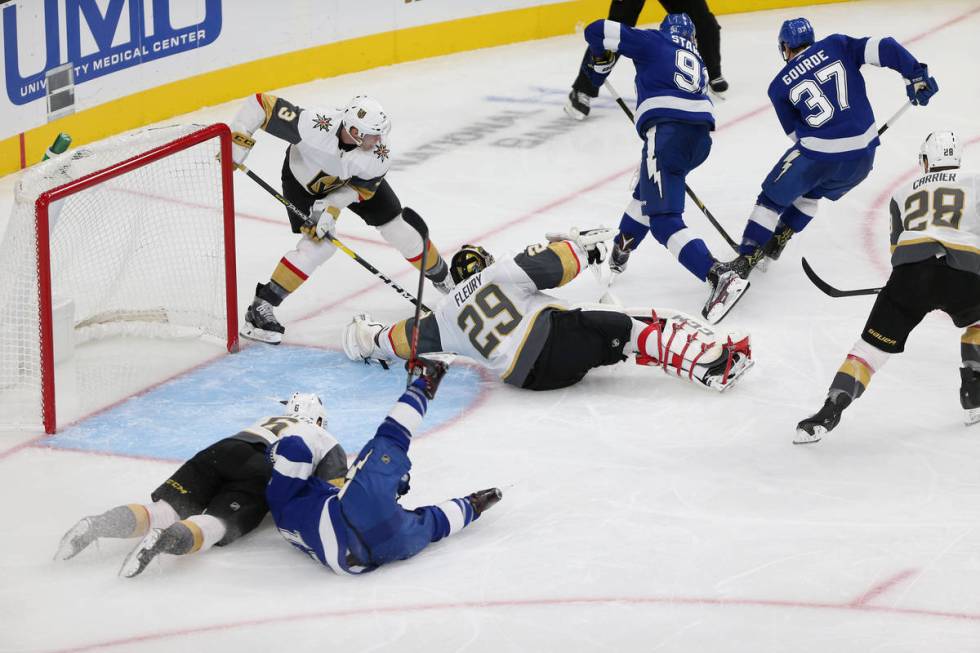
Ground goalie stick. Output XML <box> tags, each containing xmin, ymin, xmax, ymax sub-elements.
<box><xmin>801</xmin><ymin>257</ymin><xmax>882</xmax><ymax>297</ymax></box>
<box><xmin>602</xmin><ymin>79</ymin><xmax>739</xmax><ymax>253</ymax></box>
<box><xmin>238</xmin><ymin>164</ymin><xmax>431</xmax><ymax>313</ymax></box>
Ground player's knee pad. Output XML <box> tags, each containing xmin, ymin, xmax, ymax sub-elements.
<box><xmin>630</xmin><ymin>308</ymin><xmax>753</xmax><ymax>391</ymax></box>
<box><xmin>292</xmin><ymin>234</ymin><xmax>338</xmax><ymax>269</ymax></box>
<box><xmin>146</xmin><ymin>499</ymin><xmax>180</xmax><ymax>530</ymax></box>
<box><xmin>649</xmin><ymin>214</ymin><xmax>686</xmax><ymax>245</ymax></box>
<box><xmin>378</xmin><ymin>213</ymin><xmax>424</xmax><ymax>259</ymax></box>
<box><xmin>185</xmin><ymin>514</ymin><xmax>227</xmax><ymax>552</ymax></box>
<box><xmin>749</xmin><ymin>202</ymin><xmax>781</xmax><ymax>231</ymax></box>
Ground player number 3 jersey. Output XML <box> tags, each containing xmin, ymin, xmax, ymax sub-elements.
<box><xmin>890</xmin><ymin>170</ymin><xmax>980</xmax><ymax>275</ymax></box>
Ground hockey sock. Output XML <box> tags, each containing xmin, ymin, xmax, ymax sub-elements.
<box><xmin>740</xmin><ymin>203</ymin><xmax>781</xmax><ymax>255</ymax></box>
<box><xmin>960</xmin><ymin>324</ymin><xmax>980</xmax><ymax>369</ymax></box>
<box><xmin>377</xmin><ymin>320</ymin><xmax>412</xmax><ymax>359</ymax></box>
<box><xmin>829</xmin><ymin>339</ymin><xmax>891</xmax><ymax>401</ymax></box>
<box><xmin>268</xmin><ymin>236</ymin><xmax>338</xmax><ymax>298</ymax></box>
<box><xmin>650</xmin><ymin>214</ymin><xmax>714</xmax><ymax>281</ymax></box>
<box><xmin>256</xmin><ymin>280</ymin><xmax>289</xmax><ymax>306</ymax></box>
<box><xmin>779</xmin><ymin>197</ymin><xmax>818</xmax><ymax>233</ymax></box>
<box><xmin>88</xmin><ymin>504</ymin><xmax>146</xmax><ymax>539</ymax></box>
<box><xmin>428</xmin><ymin>497</ymin><xmax>480</xmax><ymax>543</ymax></box>
<box><xmin>377</xmin><ymin>213</ymin><xmax>447</xmax><ymax>277</ymax></box>
<box><xmin>374</xmin><ymin>378</ymin><xmax>430</xmax><ymax>453</ymax></box>
<box><xmin>616</xmin><ymin>198</ymin><xmax>649</xmax><ymax>251</ymax></box>
<box><xmin>181</xmin><ymin>515</ymin><xmax>227</xmax><ymax>553</ymax></box>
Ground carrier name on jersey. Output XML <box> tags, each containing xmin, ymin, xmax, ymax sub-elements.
<box><xmin>913</xmin><ymin>171</ymin><xmax>957</xmax><ymax>190</ymax></box>
<box><xmin>781</xmin><ymin>50</ymin><xmax>831</xmax><ymax>85</ymax></box>
<box><xmin>453</xmin><ymin>272</ymin><xmax>485</xmax><ymax>308</ymax></box>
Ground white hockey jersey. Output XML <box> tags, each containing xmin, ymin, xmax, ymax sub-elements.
<box><xmin>230</xmin><ymin>93</ymin><xmax>391</xmax><ymax>201</ymax></box>
<box><xmin>232</xmin><ymin>416</ymin><xmax>347</xmax><ymax>483</ymax></box>
<box><xmin>890</xmin><ymin>169</ymin><xmax>980</xmax><ymax>275</ymax></box>
<box><xmin>379</xmin><ymin>240</ymin><xmax>587</xmax><ymax>386</ymax></box>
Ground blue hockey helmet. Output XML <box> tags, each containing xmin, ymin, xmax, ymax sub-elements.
<box><xmin>661</xmin><ymin>13</ymin><xmax>696</xmax><ymax>42</ymax></box>
<box><xmin>778</xmin><ymin>18</ymin><xmax>814</xmax><ymax>59</ymax></box>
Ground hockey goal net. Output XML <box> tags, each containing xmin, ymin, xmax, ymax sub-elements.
<box><xmin>0</xmin><ymin>123</ymin><xmax>238</xmax><ymax>434</ymax></box>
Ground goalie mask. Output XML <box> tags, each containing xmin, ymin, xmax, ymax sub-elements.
<box><xmin>451</xmin><ymin>245</ymin><xmax>495</xmax><ymax>284</ymax></box>
<box><xmin>280</xmin><ymin>392</ymin><xmax>328</xmax><ymax>427</ymax></box>
<box><xmin>920</xmin><ymin>131</ymin><xmax>961</xmax><ymax>172</ymax></box>
<box><xmin>342</xmin><ymin>95</ymin><xmax>391</xmax><ymax>145</ymax></box>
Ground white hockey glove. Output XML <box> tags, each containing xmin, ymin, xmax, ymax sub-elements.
<box><xmin>230</xmin><ymin>131</ymin><xmax>255</xmax><ymax>168</ymax></box>
<box><xmin>545</xmin><ymin>227</ymin><xmax>616</xmax><ymax>265</ymax></box>
<box><xmin>342</xmin><ymin>313</ymin><xmax>392</xmax><ymax>368</ymax></box>
<box><xmin>300</xmin><ymin>201</ymin><xmax>341</xmax><ymax>241</ymax></box>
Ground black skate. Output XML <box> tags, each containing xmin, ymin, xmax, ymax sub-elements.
<box><xmin>407</xmin><ymin>354</ymin><xmax>455</xmax><ymax>399</ymax></box>
<box><xmin>960</xmin><ymin>367</ymin><xmax>980</xmax><ymax>426</ymax></box>
<box><xmin>754</xmin><ymin>224</ymin><xmax>795</xmax><ymax>273</ymax></box>
<box><xmin>794</xmin><ymin>393</ymin><xmax>853</xmax><ymax>444</ymax></box>
<box><xmin>702</xmin><ymin>257</ymin><xmax>751</xmax><ymax>325</ymax></box>
<box><xmin>467</xmin><ymin>488</ymin><xmax>502</xmax><ymax>517</ymax></box>
<box><xmin>564</xmin><ymin>90</ymin><xmax>591</xmax><ymax>120</ymax></box>
<box><xmin>241</xmin><ymin>289</ymin><xmax>285</xmax><ymax>345</ymax></box>
<box><xmin>119</xmin><ymin>528</ymin><xmax>164</xmax><ymax>578</ymax></box>
<box><xmin>709</xmin><ymin>75</ymin><xmax>729</xmax><ymax>94</ymax></box>
<box><xmin>608</xmin><ymin>234</ymin><xmax>634</xmax><ymax>275</ymax></box>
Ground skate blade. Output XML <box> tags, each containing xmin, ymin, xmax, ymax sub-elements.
<box><xmin>119</xmin><ymin>529</ymin><xmax>161</xmax><ymax>578</ymax></box>
<box><xmin>703</xmin><ymin>280</ymin><xmax>751</xmax><ymax>325</ymax></box>
<box><xmin>54</xmin><ymin>519</ymin><xmax>92</xmax><ymax>561</ymax></box>
<box><xmin>966</xmin><ymin>408</ymin><xmax>980</xmax><ymax>427</ymax></box>
<box><xmin>563</xmin><ymin>104</ymin><xmax>587</xmax><ymax>121</ymax></box>
<box><xmin>240</xmin><ymin>323</ymin><xmax>282</xmax><ymax>345</ymax></box>
<box><xmin>599</xmin><ymin>290</ymin><xmax>622</xmax><ymax>306</ymax></box>
<box><xmin>793</xmin><ymin>426</ymin><xmax>825</xmax><ymax>445</ymax></box>
<box><xmin>712</xmin><ymin>358</ymin><xmax>754</xmax><ymax>393</ymax></box>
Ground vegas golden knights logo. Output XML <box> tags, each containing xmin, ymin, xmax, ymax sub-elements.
<box><xmin>357</xmin><ymin>109</ymin><xmax>367</xmax><ymax>119</ymax></box>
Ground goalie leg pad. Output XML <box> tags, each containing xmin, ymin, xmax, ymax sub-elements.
<box><xmin>633</xmin><ymin>309</ymin><xmax>753</xmax><ymax>391</ymax></box>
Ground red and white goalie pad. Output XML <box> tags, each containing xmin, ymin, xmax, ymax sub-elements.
<box><xmin>631</xmin><ymin>308</ymin><xmax>753</xmax><ymax>392</ymax></box>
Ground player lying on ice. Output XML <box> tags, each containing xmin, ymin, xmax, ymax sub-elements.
<box><xmin>266</xmin><ymin>357</ymin><xmax>502</xmax><ymax>574</ymax></box>
<box><xmin>343</xmin><ymin>226</ymin><xmax>753</xmax><ymax>392</ymax></box>
<box><xmin>55</xmin><ymin>393</ymin><xmax>348</xmax><ymax>577</ymax></box>
<box><xmin>796</xmin><ymin>131</ymin><xmax>980</xmax><ymax>444</ymax></box>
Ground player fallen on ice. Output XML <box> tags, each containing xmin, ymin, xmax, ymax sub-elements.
<box><xmin>55</xmin><ymin>394</ymin><xmax>347</xmax><ymax>577</ymax></box>
<box><xmin>265</xmin><ymin>357</ymin><xmax>501</xmax><ymax>574</ymax></box>
<box><xmin>579</xmin><ymin>14</ymin><xmax>736</xmax><ymax>324</ymax></box>
<box><xmin>796</xmin><ymin>132</ymin><xmax>980</xmax><ymax>444</ymax></box>
<box><xmin>704</xmin><ymin>17</ymin><xmax>939</xmax><ymax>324</ymax></box>
<box><xmin>229</xmin><ymin>93</ymin><xmax>456</xmax><ymax>345</ymax></box>
<box><xmin>343</xmin><ymin>225</ymin><xmax>753</xmax><ymax>393</ymax></box>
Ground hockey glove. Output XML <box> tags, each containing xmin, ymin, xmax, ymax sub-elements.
<box><xmin>300</xmin><ymin>201</ymin><xmax>341</xmax><ymax>241</ymax></box>
<box><xmin>584</xmin><ymin>50</ymin><xmax>618</xmax><ymax>88</ymax></box>
<box><xmin>545</xmin><ymin>227</ymin><xmax>616</xmax><ymax>265</ymax></box>
<box><xmin>230</xmin><ymin>131</ymin><xmax>255</xmax><ymax>168</ymax></box>
<box><xmin>905</xmin><ymin>64</ymin><xmax>938</xmax><ymax>106</ymax></box>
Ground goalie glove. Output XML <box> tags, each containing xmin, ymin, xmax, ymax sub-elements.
<box><xmin>545</xmin><ymin>227</ymin><xmax>616</xmax><ymax>265</ymax></box>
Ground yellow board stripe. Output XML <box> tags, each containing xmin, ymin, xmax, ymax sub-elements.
<box><xmin>2</xmin><ymin>0</ymin><xmax>847</xmax><ymax>177</ymax></box>
<box><xmin>962</xmin><ymin>326</ymin><xmax>980</xmax><ymax>346</ymax></box>
<box><xmin>838</xmin><ymin>355</ymin><xmax>873</xmax><ymax>388</ymax></box>
<box><xmin>549</xmin><ymin>241</ymin><xmax>581</xmax><ymax>287</ymax></box>
<box><xmin>388</xmin><ymin>320</ymin><xmax>411</xmax><ymax>359</ymax></box>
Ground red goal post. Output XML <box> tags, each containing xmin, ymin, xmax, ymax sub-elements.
<box><xmin>1</xmin><ymin>123</ymin><xmax>238</xmax><ymax>434</ymax></box>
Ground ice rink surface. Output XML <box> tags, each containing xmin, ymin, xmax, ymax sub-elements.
<box><xmin>2</xmin><ymin>1</ymin><xmax>980</xmax><ymax>650</ymax></box>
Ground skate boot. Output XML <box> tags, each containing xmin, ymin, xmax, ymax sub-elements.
<box><xmin>564</xmin><ymin>90</ymin><xmax>591</xmax><ymax>120</ymax></box>
<box><xmin>794</xmin><ymin>392</ymin><xmax>853</xmax><ymax>444</ymax></box>
<box><xmin>119</xmin><ymin>528</ymin><xmax>165</xmax><ymax>578</ymax></box>
<box><xmin>431</xmin><ymin>274</ymin><xmax>456</xmax><ymax>295</ymax></box>
<box><xmin>608</xmin><ymin>234</ymin><xmax>634</xmax><ymax>276</ymax></box>
<box><xmin>709</xmin><ymin>75</ymin><xmax>729</xmax><ymax>94</ymax></box>
<box><xmin>702</xmin><ymin>257</ymin><xmax>751</xmax><ymax>325</ymax></box>
<box><xmin>960</xmin><ymin>367</ymin><xmax>980</xmax><ymax>426</ymax></box>
<box><xmin>54</xmin><ymin>517</ymin><xmax>96</xmax><ymax>561</ymax></box>
<box><xmin>754</xmin><ymin>224</ymin><xmax>795</xmax><ymax>273</ymax></box>
<box><xmin>466</xmin><ymin>488</ymin><xmax>503</xmax><ymax>517</ymax></box>
<box><xmin>240</xmin><ymin>284</ymin><xmax>285</xmax><ymax>345</ymax></box>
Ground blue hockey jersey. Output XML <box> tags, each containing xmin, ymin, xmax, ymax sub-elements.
<box><xmin>584</xmin><ymin>19</ymin><xmax>714</xmax><ymax>136</ymax></box>
<box><xmin>768</xmin><ymin>34</ymin><xmax>921</xmax><ymax>160</ymax></box>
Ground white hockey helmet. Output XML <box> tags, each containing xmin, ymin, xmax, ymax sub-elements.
<box><xmin>281</xmin><ymin>392</ymin><xmax>328</xmax><ymax>426</ymax></box>
<box><xmin>920</xmin><ymin>131</ymin><xmax>961</xmax><ymax>172</ymax></box>
<box><xmin>342</xmin><ymin>95</ymin><xmax>391</xmax><ymax>143</ymax></box>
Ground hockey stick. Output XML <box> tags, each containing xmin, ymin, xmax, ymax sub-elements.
<box><xmin>798</xmin><ymin>101</ymin><xmax>912</xmax><ymax>298</ymax></box>
<box><xmin>602</xmin><ymin>79</ymin><xmax>740</xmax><ymax>253</ymax></box>
<box><xmin>238</xmin><ymin>165</ymin><xmax>431</xmax><ymax>313</ymax></box>
<box><xmin>800</xmin><ymin>258</ymin><xmax>881</xmax><ymax>297</ymax></box>
<box><xmin>406</xmin><ymin>211</ymin><xmax>430</xmax><ymax>387</ymax></box>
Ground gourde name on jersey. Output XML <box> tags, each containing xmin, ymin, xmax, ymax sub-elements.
<box><xmin>890</xmin><ymin>171</ymin><xmax>980</xmax><ymax>275</ymax></box>
<box><xmin>779</xmin><ymin>49</ymin><xmax>831</xmax><ymax>86</ymax></box>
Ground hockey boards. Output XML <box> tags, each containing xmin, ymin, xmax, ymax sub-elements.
<box><xmin>801</xmin><ymin>258</ymin><xmax>882</xmax><ymax>297</ymax></box>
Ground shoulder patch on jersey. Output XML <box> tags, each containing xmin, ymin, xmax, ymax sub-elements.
<box><xmin>373</xmin><ymin>143</ymin><xmax>390</xmax><ymax>161</ymax></box>
<box><xmin>313</xmin><ymin>113</ymin><xmax>334</xmax><ymax>132</ymax></box>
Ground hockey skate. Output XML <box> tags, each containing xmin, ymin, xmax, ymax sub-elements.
<box><xmin>342</xmin><ymin>313</ymin><xmax>392</xmax><ymax>368</ymax></box>
<box><xmin>431</xmin><ymin>275</ymin><xmax>456</xmax><ymax>295</ymax></box>
<box><xmin>794</xmin><ymin>393</ymin><xmax>853</xmax><ymax>444</ymax></box>
<box><xmin>466</xmin><ymin>488</ymin><xmax>503</xmax><ymax>517</ymax></box>
<box><xmin>702</xmin><ymin>257</ymin><xmax>751</xmax><ymax>325</ymax></box>
<box><xmin>564</xmin><ymin>90</ymin><xmax>591</xmax><ymax>120</ymax></box>
<box><xmin>709</xmin><ymin>76</ymin><xmax>729</xmax><ymax>94</ymax></box>
<box><xmin>960</xmin><ymin>367</ymin><xmax>980</xmax><ymax>426</ymax></box>
<box><xmin>54</xmin><ymin>517</ymin><xmax>96</xmax><ymax>561</ymax></box>
<box><xmin>753</xmin><ymin>224</ymin><xmax>795</xmax><ymax>273</ymax></box>
<box><xmin>240</xmin><ymin>290</ymin><xmax>285</xmax><ymax>345</ymax></box>
<box><xmin>119</xmin><ymin>527</ymin><xmax>164</xmax><ymax>578</ymax></box>
<box><xmin>608</xmin><ymin>235</ymin><xmax>633</xmax><ymax>276</ymax></box>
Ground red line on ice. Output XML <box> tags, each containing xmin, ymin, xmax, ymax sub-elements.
<box><xmin>849</xmin><ymin>568</ymin><xmax>918</xmax><ymax>607</ymax></box>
